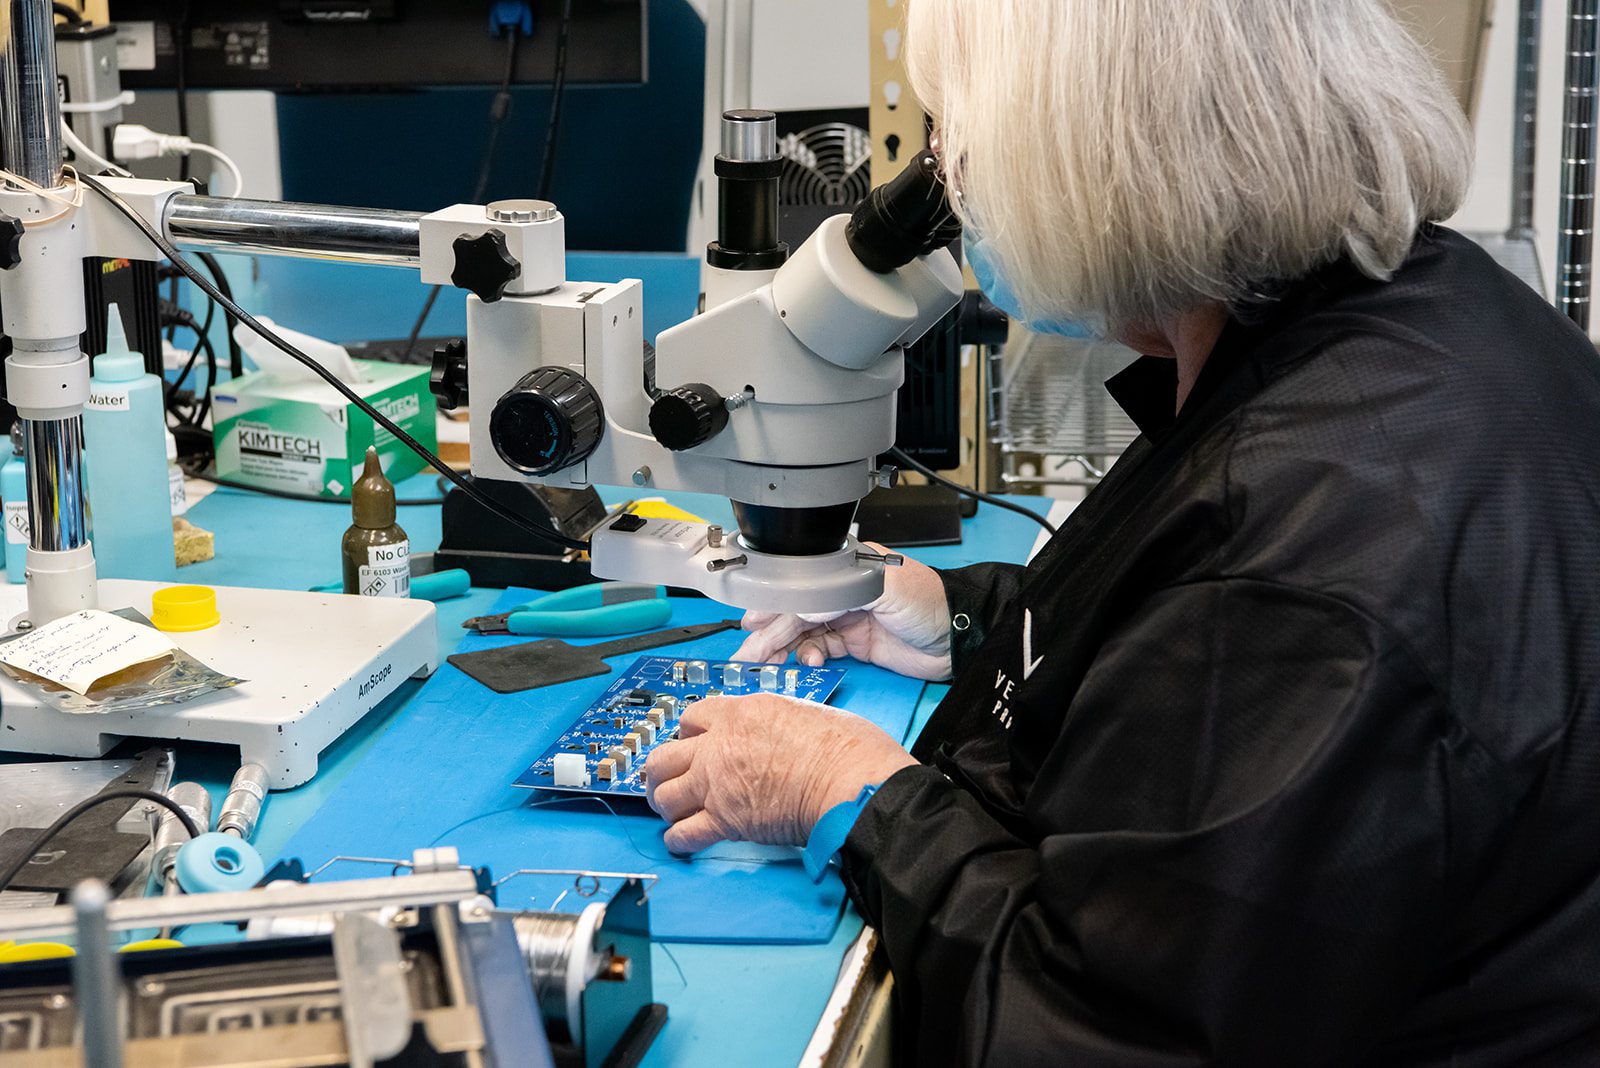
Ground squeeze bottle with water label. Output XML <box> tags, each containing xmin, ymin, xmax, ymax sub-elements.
<box><xmin>342</xmin><ymin>447</ymin><xmax>410</xmax><ymax>597</ymax></box>
<box><xmin>2</xmin><ymin>423</ymin><xmax>28</xmax><ymax>583</ymax></box>
<box><xmin>83</xmin><ymin>304</ymin><xmax>178</xmax><ymax>580</ymax></box>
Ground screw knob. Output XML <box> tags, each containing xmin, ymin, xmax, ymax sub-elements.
<box><xmin>649</xmin><ymin>384</ymin><xmax>731</xmax><ymax>452</ymax></box>
<box><xmin>0</xmin><ymin>214</ymin><xmax>23</xmax><ymax>270</ymax></box>
<box><xmin>489</xmin><ymin>366</ymin><xmax>604</xmax><ymax>475</ymax></box>
<box><xmin>450</xmin><ymin>230</ymin><xmax>521</xmax><ymax>303</ymax></box>
<box><xmin>429</xmin><ymin>339</ymin><xmax>470</xmax><ymax>411</ymax></box>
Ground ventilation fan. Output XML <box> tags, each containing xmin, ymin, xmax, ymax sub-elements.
<box><xmin>777</xmin><ymin>122</ymin><xmax>872</xmax><ymax>246</ymax></box>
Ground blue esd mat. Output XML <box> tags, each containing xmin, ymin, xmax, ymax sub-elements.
<box><xmin>277</xmin><ymin>590</ymin><xmax>928</xmax><ymax>944</ymax></box>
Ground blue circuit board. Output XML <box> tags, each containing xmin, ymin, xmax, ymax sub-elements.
<box><xmin>513</xmin><ymin>655</ymin><xmax>847</xmax><ymax>798</ymax></box>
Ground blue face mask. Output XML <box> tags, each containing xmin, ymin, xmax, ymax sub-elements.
<box><xmin>963</xmin><ymin>231</ymin><xmax>1093</xmax><ymax>339</ymax></box>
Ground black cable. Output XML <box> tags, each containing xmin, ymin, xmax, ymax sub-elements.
<box><xmin>80</xmin><ymin>173</ymin><xmax>589</xmax><ymax>552</ymax></box>
<box><xmin>51</xmin><ymin>3</ymin><xmax>84</xmax><ymax>25</ymax></box>
<box><xmin>188</xmin><ymin>469</ymin><xmax>446</xmax><ymax>507</ymax></box>
<box><xmin>195</xmin><ymin>251</ymin><xmax>244</xmax><ymax>377</ymax></box>
<box><xmin>400</xmin><ymin>27</ymin><xmax>525</xmax><ymax>364</ymax></box>
<box><xmin>166</xmin><ymin>328</ymin><xmax>216</xmax><ymax>422</ymax></box>
<box><xmin>0</xmin><ymin>789</ymin><xmax>203</xmax><ymax>894</ymax></box>
<box><xmin>536</xmin><ymin>0</ymin><xmax>576</xmax><ymax>201</ymax></box>
<box><xmin>888</xmin><ymin>447</ymin><xmax>1058</xmax><ymax>536</ymax></box>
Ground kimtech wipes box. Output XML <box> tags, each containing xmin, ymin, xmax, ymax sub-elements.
<box><xmin>211</xmin><ymin>360</ymin><xmax>438</xmax><ymax>499</ymax></box>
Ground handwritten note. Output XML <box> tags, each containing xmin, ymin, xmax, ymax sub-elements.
<box><xmin>0</xmin><ymin>610</ymin><xmax>176</xmax><ymax>696</ymax></box>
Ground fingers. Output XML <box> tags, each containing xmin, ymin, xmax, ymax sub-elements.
<box><xmin>740</xmin><ymin>609</ymin><xmax>780</xmax><ymax>633</ymax></box>
<box><xmin>677</xmin><ymin>695</ymin><xmax>737</xmax><ymax>737</ymax></box>
<box><xmin>663</xmin><ymin>809</ymin><xmax>735</xmax><ymax>854</ymax></box>
<box><xmin>647</xmin><ymin>766</ymin><xmax>703</xmax><ymax>822</ymax></box>
<box><xmin>732</xmin><ymin>613</ymin><xmax>815</xmax><ymax>663</ymax></box>
<box><xmin>643</xmin><ymin>735</ymin><xmax>699</xmax><ymax>784</ymax></box>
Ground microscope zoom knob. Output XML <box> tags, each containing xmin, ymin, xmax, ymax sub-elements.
<box><xmin>450</xmin><ymin>230</ymin><xmax>522</xmax><ymax>303</ymax></box>
<box><xmin>489</xmin><ymin>366</ymin><xmax>605</xmax><ymax>476</ymax></box>
<box><xmin>649</xmin><ymin>384</ymin><xmax>731</xmax><ymax>451</ymax></box>
<box><xmin>430</xmin><ymin>339</ymin><xmax>470</xmax><ymax>411</ymax></box>
<box><xmin>0</xmin><ymin>214</ymin><xmax>23</xmax><ymax>271</ymax></box>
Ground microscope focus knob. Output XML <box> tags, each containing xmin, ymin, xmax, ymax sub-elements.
<box><xmin>430</xmin><ymin>339</ymin><xmax>470</xmax><ymax>411</ymax></box>
<box><xmin>0</xmin><ymin>213</ymin><xmax>23</xmax><ymax>271</ymax></box>
<box><xmin>450</xmin><ymin>230</ymin><xmax>521</xmax><ymax>303</ymax></box>
<box><xmin>649</xmin><ymin>384</ymin><xmax>731</xmax><ymax>452</ymax></box>
<box><xmin>489</xmin><ymin>366</ymin><xmax>605</xmax><ymax>476</ymax></box>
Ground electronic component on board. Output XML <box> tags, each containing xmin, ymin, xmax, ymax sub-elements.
<box><xmin>553</xmin><ymin>752</ymin><xmax>591</xmax><ymax>788</ymax></box>
<box><xmin>516</xmin><ymin>656</ymin><xmax>848</xmax><ymax>798</ymax></box>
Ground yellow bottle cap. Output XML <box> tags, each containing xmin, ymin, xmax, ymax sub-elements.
<box><xmin>152</xmin><ymin>585</ymin><xmax>220</xmax><ymax>632</ymax></box>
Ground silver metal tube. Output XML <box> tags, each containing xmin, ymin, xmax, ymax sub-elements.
<box><xmin>165</xmin><ymin>195</ymin><xmax>424</xmax><ymax>267</ymax></box>
<box><xmin>1557</xmin><ymin>0</ymin><xmax>1599</xmax><ymax>331</ymax></box>
<box><xmin>153</xmin><ymin>782</ymin><xmax>214</xmax><ymax>881</ymax></box>
<box><xmin>0</xmin><ymin>0</ymin><xmax>64</xmax><ymax>187</ymax></box>
<box><xmin>720</xmin><ymin>109</ymin><xmax>778</xmax><ymax>162</ymax></box>
<box><xmin>0</xmin><ymin>868</ymin><xmax>481</xmax><ymax>941</ymax></box>
<box><xmin>1512</xmin><ymin>0</ymin><xmax>1543</xmax><ymax>238</ymax></box>
<box><xmin>217</xmin><ymin>762</ymin><xmax>269</xmax><ymax>841</ymax></box>
<box><xmin>70</xmin><ymin>880</ymin><xmax>124</xmax><ymax>1068</ymax></box>
<box><xmin>23</xmin><ymin>416</ymin><xmax>88</xmax><ymax>552</ymax></box>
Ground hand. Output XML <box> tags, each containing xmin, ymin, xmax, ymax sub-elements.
<box><xmin>645</xmin><ymin>693</ymin><xmax>917</xmax><ymax>854</ymax></box>
<box><xmin>731</xmin><ymin>545</ymin><xmax>953</xmax><ymax>680</ymax></box>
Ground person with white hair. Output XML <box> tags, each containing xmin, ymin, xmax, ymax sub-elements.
<box><xmin>646</xmin><ymin>1</ymin><xmax>1600</xmax><ymax>1060</ymax></box>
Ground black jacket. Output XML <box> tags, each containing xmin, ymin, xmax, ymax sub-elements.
<box><xmin>841</xmin><ymin>228</ymin><xmax>1600</xmax><ymax>1065</ymax></box>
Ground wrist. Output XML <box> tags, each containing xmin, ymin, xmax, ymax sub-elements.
<box><xmin>807</xmin><ymin>747</ymin><xmax>916</xmax><ymax>830</ymax></box>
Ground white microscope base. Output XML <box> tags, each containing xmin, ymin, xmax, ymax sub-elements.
<box><xmin>0</xmin><ymin>580</ymin><xmax>438</xmax><ymax>789</ymax></box>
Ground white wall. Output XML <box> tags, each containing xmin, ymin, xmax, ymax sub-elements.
<box><xmin>1448</xmin><ymin>0</ymin><xmax>1567</xmax><ymax>299</ymax></box>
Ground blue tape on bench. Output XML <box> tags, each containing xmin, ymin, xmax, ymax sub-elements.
<box><xmin>277</xmin><ymin>589</ymin><xmax>928</xmax><ymax>944</ymax></box>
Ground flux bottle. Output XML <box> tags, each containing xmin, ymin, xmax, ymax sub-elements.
<box><xmin>342</xmin><ymin>447</ymin><xmax>410</xmax><ymax>597</ymax></box>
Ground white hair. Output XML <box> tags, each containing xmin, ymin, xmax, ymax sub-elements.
<box><xmin>906</xmin><ymin>0</ymin><xmax>1474</xmax><ymax>334</ymax></box>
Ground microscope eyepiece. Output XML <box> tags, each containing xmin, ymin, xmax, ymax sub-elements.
<box><xmin>846</xmin><ymin>150</ymin><xmax>961</xmax><ymax>274</ymax></box>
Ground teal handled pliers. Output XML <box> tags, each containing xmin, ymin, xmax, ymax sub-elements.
<box><xmin>462</xmin><ymin>582</ymin><xmax>672</xmax><ymax>637</ymax></box>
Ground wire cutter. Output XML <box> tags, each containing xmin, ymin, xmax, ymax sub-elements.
<box><xmin>462</xmin><ymin>582</ymin><xmax>673</xmax><ymax>637</ymax></box>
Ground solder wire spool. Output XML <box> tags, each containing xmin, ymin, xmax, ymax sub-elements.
<box><xmin>515</xmin><ymin>901</ymin><xmax>607</xmax><ymax>1045</ymax></box>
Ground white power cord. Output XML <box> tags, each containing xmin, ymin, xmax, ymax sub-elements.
<box><xmin>111</xmin><ymin>123</ymin><xmax>245</xmax><ymax>197</ymax></box>
<box><xmin>60</xmin><ymin>122</ymin><xmax>133</xmax><ymax>179</ymax></box>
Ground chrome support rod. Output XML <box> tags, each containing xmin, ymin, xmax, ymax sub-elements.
<box><xmin>0</xmin><ymin>0</ymin><xmax>64</xmax><ymax>188</ymax></box>
<box><xmin>1</xmin><ymin>0</ymin><xmax>92</xmax><ymax>580</ymax></box>
<box><xmin>23</xmin><ymin>416</ymin><xmax>87</xmax><ymax>551</ymax></box>
<box><xmin>166</xmin><ymin>195</ymin><xmax>425</xmax><ymax>267</ymax></box>
<box><xmin>1557</xmin><ymin>0</ymin><xmax>1599</xmax><ymax>331</ymax></box>
<box><xmin>1512</xmin><ymin>0</ymin><xmax>1543</xmax><ymax>239</ymax></box>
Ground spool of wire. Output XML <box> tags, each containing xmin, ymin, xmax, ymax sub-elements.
<box><xmin>514</xmin><ymin>902</ymin><xmax>607</xmax><ymax>1044</ymax></box>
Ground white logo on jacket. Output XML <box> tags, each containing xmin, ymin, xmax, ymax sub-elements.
<box><xmin>1023</xmin><ymin>609</ymin><xmax>1046</xmax><ymax>681</ymax></box>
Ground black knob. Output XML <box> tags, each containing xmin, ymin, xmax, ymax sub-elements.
<box><xmin>0</xmin><ymin>214</ymin><xmax>22</xmax><ymax>271</ymax></box>
<box><xmin>489</xmin><ymin>366</ymin><xmax>604</xmax><ymax>476</ymax></box>
<box><xmin>430</xmin><ymin>339</ymin><xmax>470</xmax><ymax>411</ymax></box>
<box><xmin>649</xmin><ymin>384</ymin><xmax>730</xmax><ymax>451</ymax></box>
<box><xmin>451</xmin><ymin>230</ymin><xmax>521</xmax><ymax>303</ymax></box>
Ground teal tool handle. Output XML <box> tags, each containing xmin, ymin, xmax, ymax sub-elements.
<box><xmin>506</xmin><ymin>597</ymin><xmax>673</xmax><ymax>637</ymax></box>
<box><xmin>410</xmin><ymin>569</ymin><xmax>471</xmax><ymax>602</ymax></box>
<box><xmin>523</xmin><ymin>582</ymin><xmax>666</xmax><ymax>613</ymax></box>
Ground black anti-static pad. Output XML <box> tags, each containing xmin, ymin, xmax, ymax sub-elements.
<box><xmin>448</xmin><ymin>619</ymin><xmax>743</xmax><ymax>694</ymax></box>
<box><xmin>0</xmin><ymin>748</ymin><xmax>167</xmax><ymax>894</ymax></box>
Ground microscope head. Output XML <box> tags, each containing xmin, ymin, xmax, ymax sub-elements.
<box><xmin>457</xmin><ymin>110</ymin><xmax>965</xmax><ymax>612</ymax></box>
